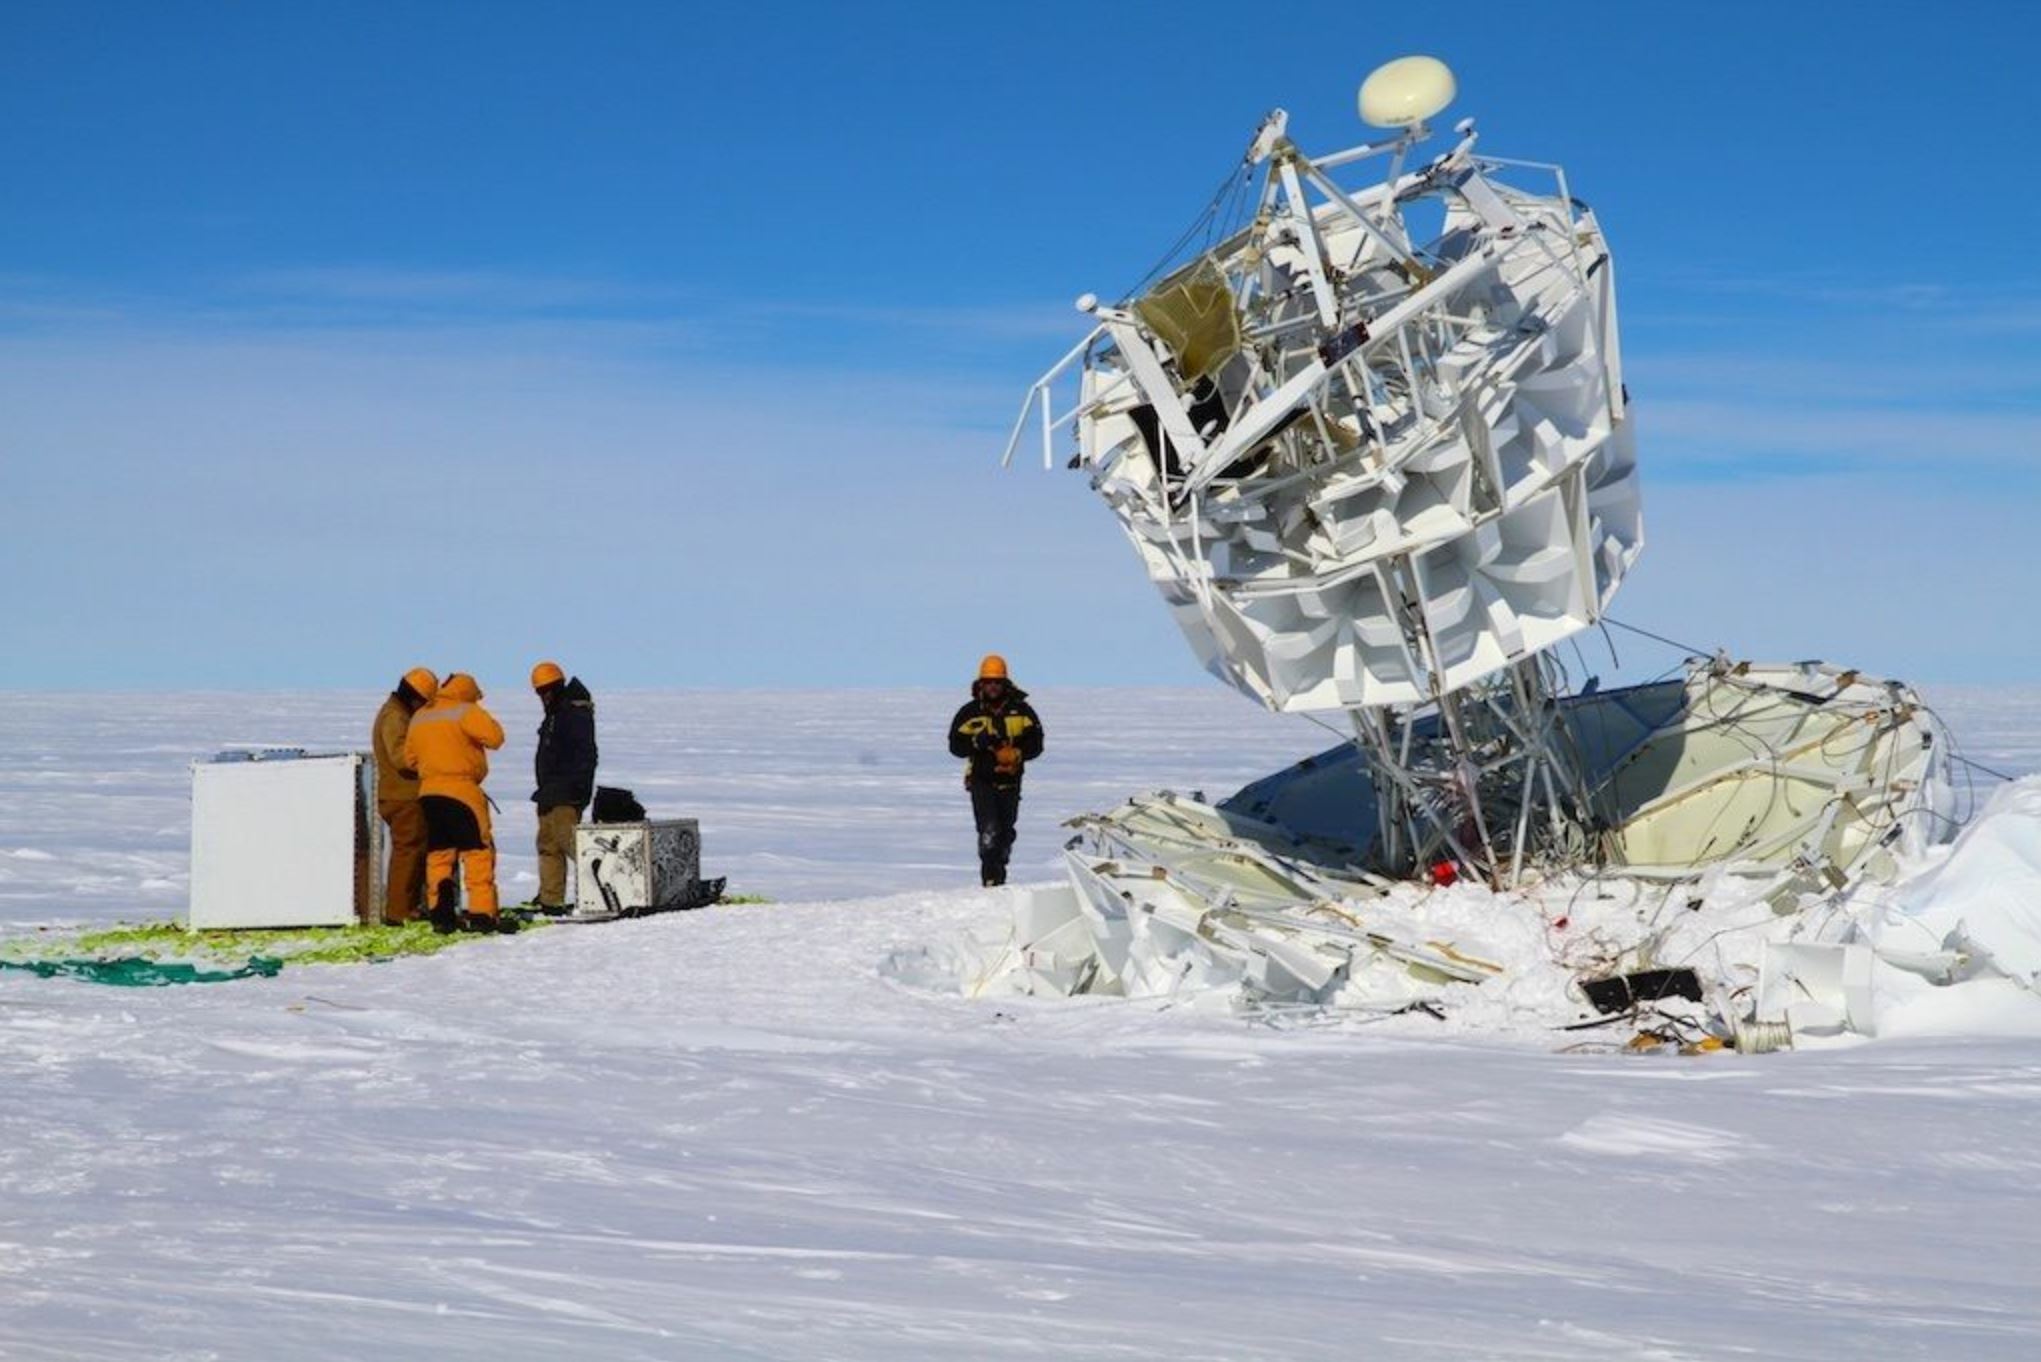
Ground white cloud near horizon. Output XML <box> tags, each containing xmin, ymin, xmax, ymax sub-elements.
<box><xmin>2</xmin><ymin>270</ymin><xmax>2035</xmax><ymax>689</ymax></box>
<box><xmin>0</xmin><ymin>267</ymin><xmax>1079</xmax><ymax>353</ymax></box>
<box><xmin>0</xmin><ymin>312</ymin><xmax>1186</xmax><ymax>692</ymax></box>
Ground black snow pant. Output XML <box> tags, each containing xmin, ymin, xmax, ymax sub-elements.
<box><xmin>970</xmin><ymin>781</ymin><xmax>1022</xmax><ymax>887</ymax></box>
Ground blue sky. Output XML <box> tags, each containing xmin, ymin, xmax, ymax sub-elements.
<box><xmin>1</xmin><ymin>1</ymin><xmax>2035</xmax><ymax>692</ymax></box>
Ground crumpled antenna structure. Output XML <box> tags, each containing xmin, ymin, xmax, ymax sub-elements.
<box><xmin>995</xmin><ymin>59</ymin><xmax>1963</xmax><ymax>1040</ymax></box>
<box><xmin>1010</xmin><ymin>64</ymin><xmax>1646</xmax><ymax>883</ymax></box>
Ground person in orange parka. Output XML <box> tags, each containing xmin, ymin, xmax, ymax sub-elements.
<box><xmin>402</xmin><ymin>672</ymin><xmax>517</xmax><ymax>934</ymax></box>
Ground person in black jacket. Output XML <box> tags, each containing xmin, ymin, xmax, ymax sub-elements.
<box><xmin>529</xmin><ymin>660</ymin><xmax>598</xmax><ymax>912</ymax></box>
<box><xmin>946</xmin><ymin>654</ymin><xmax>1044</xmax><ymax>887</ymax></box>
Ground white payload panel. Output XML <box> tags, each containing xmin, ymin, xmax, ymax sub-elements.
<box><xmin>190</xmin><ymin>750</ymin><xmax>378</xmax><ymax>930</ymax></box>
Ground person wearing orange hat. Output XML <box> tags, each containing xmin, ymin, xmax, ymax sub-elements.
<box><xmin>370</xmin><ymin>667</ymin><xmax>440</xmax><ymax>924</ymax></box>
<box><xmin>946</xmin><ymin>653</ymin><xmax>1044</xmax><ymax>887</ymax></box>
<box><xmin>403</xmin><ymin>672</ymin><xmax>515</xmax><ymax>934</ymax></box>
<box><xmin>528</xmin><ymin>660</ymin><xmax>598</xmax><ymax>913</ymax></box>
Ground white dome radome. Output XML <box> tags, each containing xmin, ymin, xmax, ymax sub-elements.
<box><xmin>1358</xmin><ymin>55</ymin><xmax>1456</xmax><ymax>128</ymax></box>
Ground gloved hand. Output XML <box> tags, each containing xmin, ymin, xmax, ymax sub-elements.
<box><xmin>973</xmin><ymin>730</ymin><xmax>1001</xmax><ymax>752</ymax></box>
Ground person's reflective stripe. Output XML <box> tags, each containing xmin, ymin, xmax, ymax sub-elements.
<box><xmin>410</xmin><ymin>704</ymin><xmax>471</xmax><ymax>726</ymax></box>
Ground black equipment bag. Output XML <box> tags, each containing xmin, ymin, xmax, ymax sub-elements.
<box><xmin>591</xmin><ymin>785</ymin><xmax>647</xmax><ymax>823</ymax></box>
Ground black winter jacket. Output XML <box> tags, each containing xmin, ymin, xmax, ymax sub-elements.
<box><xmin>947</xmin><ymin>684</ymin><xmax>1044</xmax><ymax>789</ymax></box>
<box><xmin>534</xmin><ymin>677</ymin><xmax>599</xmax><ymax>810</ymax></box>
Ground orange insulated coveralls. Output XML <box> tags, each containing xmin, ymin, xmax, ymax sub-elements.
<box><xmin>403</xmin><ymin>673</ymin><xmax>507</xmax><ymax>917</ymax></box>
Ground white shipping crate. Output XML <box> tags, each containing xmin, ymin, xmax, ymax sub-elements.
<box><xmin>575</xmin><ymin>819</ymin><xmax>699</xmax><ymax>916</ymax></box>
<box><xmin>190</xmin><ymin>750</ymin><xmax>379</xmax><ymax>929</ymax></box>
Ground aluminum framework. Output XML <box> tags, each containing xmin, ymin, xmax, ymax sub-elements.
<box><xmin>1008</xmin><ymin>96</ymin><xmax>1640</xmax><ymax>883</ymax></box>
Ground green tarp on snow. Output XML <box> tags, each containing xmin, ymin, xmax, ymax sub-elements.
<box><xmin>0</xmin><ymin>955</ymin><xmax>284</xmax><ymax>986</ymax></box>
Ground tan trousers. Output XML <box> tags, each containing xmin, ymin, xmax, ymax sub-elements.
<box><xmin>536</xmin><ymin>804</ymin><xmax>581</xmax><ymax>907</ymax></box>
<box><xmin>379</xmin><ymin>798</ymin><xmax>428</xmax><ymax>924</ymax></box>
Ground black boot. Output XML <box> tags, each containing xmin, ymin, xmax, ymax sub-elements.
<box><xmin>429</xmin><ymin>880</ymin><xmax>461</xmax><ymax>935</ymax></box>
<box><xmin>459</xmin><ymin>912</ymin><xmax>518</xmax><ymax>935</ymax></box>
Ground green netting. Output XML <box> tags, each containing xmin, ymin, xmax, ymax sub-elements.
<box><xmin>0</xmin><ymin>893</ymin><xmax>755</xmax><ymax>986</ymax></box>
<box><xmin>0</xmin><ymin>919</ymin><xmax>495</xmax><ymax>983</ymax></box>
<box><xmin>70</xmin><ymin>920</ymin><xmax>489</xmax><ymax>965</ymax></box>
<box><xmin>0</xmin><ymin>955</ymin><xmax>284</xmax><ymax>986</ymax></box>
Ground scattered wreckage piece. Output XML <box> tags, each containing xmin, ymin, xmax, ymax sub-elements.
<box><xmin>989</xmin><ymin>660</ymin><xmax>1956</xmax><ymax>1042</ymax></box>
<box><xmin>1226</xmin><ymin>659</ymin><xmax>1953</xmax><ymax>891</ymax></box>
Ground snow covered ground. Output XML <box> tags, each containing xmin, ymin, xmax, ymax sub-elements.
<box><xmin>2</xmin><ymin>687</ymin><xmax>2039</xmax><ymax>1359</ymax></box>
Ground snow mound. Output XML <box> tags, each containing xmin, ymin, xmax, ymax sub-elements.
<box><xmin>1875</xmin><ymin>777</ymin><xmax>2041</xmax><ymax>990</ymax></box>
